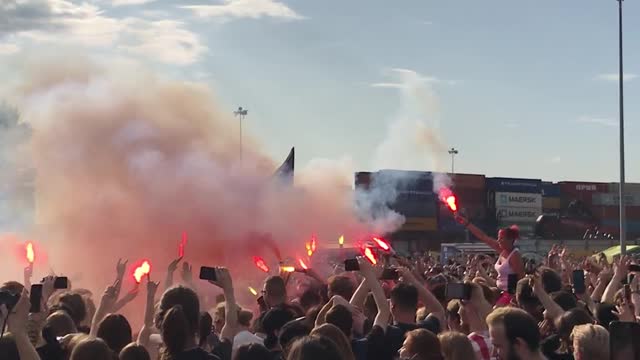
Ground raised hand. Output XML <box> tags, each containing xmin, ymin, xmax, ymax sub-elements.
<box><xmin>116</xmin><ymin>259</ymin><xmax>128</xmax><ymax>279</ymax></box>
<box><xmin>42</xmin><ymin>276</ymin><xmax>56</xmax><ymax>303</ymax></box>
<box><xmin>24</xmin><ymin>264</ymin><xmax>33</xmax><ymax>288</ymax></box>
<box><xmin>209</xmin><ymin>267</ymin><xmax>233</xmax><ymax>292</ymax></box>
<box><xmin>168</xmin><ymin>256</ymin><xmax>183</xmax><ymax>273</ymax></box>
<box><xmin>7</xmin><ymin>289</ymin><xmax>30</xmax><ymax>335</ymax></box>
<box><xmin>101</xmin><ymin>282</ymin><xmax>119</xmax><ymax>311</ymax></box>
<box><xmin>146</xmin><ymin>277</ymin><xmax>159</xmax><ymax>299</ymax></box>
<box><xmin>181</xmin><ymin>262</ymin><xmax>193</xmax><ymax>284</ymax></box>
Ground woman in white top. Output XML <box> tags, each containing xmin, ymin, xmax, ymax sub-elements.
<box><xmin>455</xmin><ymin>214</ymin><xmax>525</xmax><ymax>306</ymax></box>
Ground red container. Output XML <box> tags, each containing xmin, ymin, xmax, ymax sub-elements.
<box><xmin>559</xmin><ymin>182</ymin><xmax>609</xmax><ymax>197</ymax></box>
<box><xmin>453</xmin><ymin>188</ymin><xmax>486</xmax><ymax>205</ymax></box>
<box><xmin>450</xmin><ymin>174</ymin><xmax>486</xmax><ymax>190</ymax></box>
<box><xmin>590</xmin><ymin>206</ymin><xmax>620</xmax><ymax>219</ymax></box>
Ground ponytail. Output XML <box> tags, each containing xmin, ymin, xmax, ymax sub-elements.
<box><xmin>160</xmin><ymin>305</ymin><xmax>189</xmax><ymax>360</ymax></box>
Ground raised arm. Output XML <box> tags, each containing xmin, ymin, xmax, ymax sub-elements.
<box><xmin>396</xmin><ymin>267</ymin><xmax>445</xmax><ymax>326</ymax></box>
<box><xmin>455</xmin><ymin>214</ymin><xmax>501</xmax><ymax>252</ymax></box>
<box><xmin>358</xmin><ymin>258</ymin><xmax>390</xmax><ymax>331</ymax></box>
<box><xmin>6</xmin><ymin>290</ymin><xmax>41</xmax><ymax>360</ymax></box>
<box><xmin>164</xmin><ymin>256</ymin><xmax>183</xmax><ymax>291</ymax></box>
<box><xmin>137</xmin><ymin>277</ymin><xmax>159</xmax><ymax>351</ymax></box>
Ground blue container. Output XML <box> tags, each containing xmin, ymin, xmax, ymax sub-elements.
<box><xmin>486</xmin><ymin>177</ymin><xmax>542</xmax><ymax>194</ymax></box>
<box><xmin>438</xmin><ymin>215</ymin><xmax>466</xmax><ymax>232</ymax></box>
<box><xmin>373</xmin><ymin>170</ymin><xmax>434</xmax><ymax>193</ymax></box>
<box><xmin>541</xmin><ymin>182</ymin><xmax>560</xmax><ymax>197</ymax></box>
<box><xmin>602</xmin><ymin>219</ymin><xmax>640</xmax><ymax>233</ymax></box>
<box><xmin>390</xmin><ymin>192</ymin><xmax>437</xmax><ymax>217</ymax></box>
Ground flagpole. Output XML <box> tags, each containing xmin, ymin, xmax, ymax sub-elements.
<box><xmin>617</xmin><ymin>0</ymin><xmax>626</xmax><ymax>255</ymax></box>
<box><xmin>234</xmin><ymin>107</ymin><xmax>248</xmax><ymax>163</ymax></box>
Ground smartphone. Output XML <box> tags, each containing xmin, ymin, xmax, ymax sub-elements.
<box><xmin>572</xmin><ymin>270</ymin><xmax>586</xmax><ymax>294</ymax></box>
<box><xmin>629</xmin><ymin>264</ymin><xmax>640</xmax><ymax>272</ymax></box>
<box><xmin>54</xmin><ymin>277</ymin><xmax>68</xmax><ymax>289</ymax></box>
<box><xmin>199</xmin><ymin>266</ymin><xmax>217</xmax><ymax>281</ymax></box>
<box><xmin>610</xmin><ymin>321</ymin><xmax>640</xmax><ymax>360</ymax></box>
<box><xmin>507</xmin><ymin>273</ymin><xmax>518</xmax><ymax>295</ymax></box>
<box><xmin>30</xmin><ymin>284</ymin><xmax>43</xmax><ymax>313</ymax></box>
<box><xmin>257</xmin><ymin>296</ymin><xmax>267</xmax><ymax>312</ymax></box>
<box><xmin>344</xmin><ymin>259</ymin><xmax>359</xmax><ymax>272</ymax></box>
<box><xmin>445</xmin><ymin>283</ymin><xmax>471</xmax><ymax>300</ymax></box>
<box><xmin>381</xmin><ymin>268</ymin><xmax>399</xmax><ymax>281</ymax></box>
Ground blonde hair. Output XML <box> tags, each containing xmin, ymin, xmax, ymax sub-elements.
<box><xmin>571</xmin><ymin>324</ymin><xmax>609</xmax><ymax>360</ymax></box>
<box><xmin>438</xmin><ymin>332</ymin><xmax>475</xmax><ymax>360</ymax></box>
<box><xmin>310</xmin><ymin>324</ymin><xmax>355</xmax><ymax>360</ymax></box>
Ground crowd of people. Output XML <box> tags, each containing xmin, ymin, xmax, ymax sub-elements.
<box><xmin>0</xmin><ymin>215</ymin><xmax>637</xmax><ymax>360</ymax></box>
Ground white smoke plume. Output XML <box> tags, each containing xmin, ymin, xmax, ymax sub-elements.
<box><xmin>0</xmin><ymin>57</ymin><xmax>373</xmax><ymax>299</ymax></box>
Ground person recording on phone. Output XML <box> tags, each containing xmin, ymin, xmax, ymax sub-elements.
<box><xmin>455</xmin><ymin>213</ymin><xmax>525</xmax><ymax>305</ymax></box>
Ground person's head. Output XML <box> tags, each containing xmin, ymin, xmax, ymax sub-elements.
<box><xmin>327</xmin><ymin>275</ymin><xmax>355</xmax><ymax>300</ymax></box>
<box><xmin>556</xmin><ymin>308</ymin><xmax>594</xmax><ymax>346</ymax></box>
<box><xmin>278</xmin><ymin>320</ymin><xmax>311</xmax><ymax>355</ymax></box>
<box><xmin>0</xmin><ymin>281</ymin><xmax>24</xmax><ymax>296</ymax></box>
<box><xmin>595</xmin><ymin>303</ymin><xmax>618</xmax><ymax>330</ymax></box>
<box><xmin>264</xmin><ymin>276</ymin><xmax>287</xmax><ymax>308</ymax></box>
<box><xmin>515</xmin><ymin>278</ymin><xmax>543</xmax><ymax>321</ymax></box>
<box><xmin>0</xmin><ymin>333</ymin><xmax>19</xmax><ymax>360</ymax></box>
<box><xmin>286</xmin><ymin>336</ymin><xmax>344</xmax><ymax>360</ymax></box>
<box><xmin>438</xmin><ymin>331</ymin><xmax>476</xmax><ymax>360</ymax></box>
<box><xmin>154</xmin><ymin>286</ymin><xmax>200</xmax><ymax>358</ymax></box>
<box><xmin>539</xmin><ymin>267</ymin><xmax>563</xmax><ymax>293</ymax></box>
<box><xmin>497</xmin><ymin>226</ymin><xmax>519</xmax><ymax>251</ymax></box>
<box><xmin>398</xmin><ymin>329</ymin><xmax>444</xmax><ymax>360</ymax></box>
<box><xmin>486</xmin><ymin>307</ymin><xmax>541</xmax><ymax>360</ymax></box>
<box><xmin>262</xmin><ymin>307</ymin><xmax>295</xmax><ymax>350</ymax></box>
<box><xmin>95</xmin><ymin>313</ymin><xmax>132</xmax><ymax>353</ymax></box>
<box><xmin>199</xmin><ymin>311</ymin><xmax>213</xmax><ymax>348</ymax></box>
<box><xmin>571</xmin><ymin>324</ymin><xmax>610</xmax><ymax>360</ymax></box>
<box><xmin>430</xmin><ymin>284</ymin><xmax>447</xmax><ymax>308</ymax></box>
<box><xmin>119</xmin><ymin>343</ymin><xmax>151</xmax><ymax>360</ymax></box>
<box><xmin>213</xmin><ymin>302</ymin><xmax>226</xmax><ymax>334</ymax></box>
<box><xmin>58</xmin><ymin>292</ymin><xmax>88</xmax><ymax>327</ymax></box>
<box><xmin>325</xmin><ymin>304</ymin><xmax>353</xmax><ymax>338</ymax></box>
<box><xmin>310</xmin><ymin>324</ymin><xmax>356</xmax><ymax>360</ymax></box>
<box><xmin>70</xmin><ymin>337</ymin><xmax>113</xmax><ymax>360</ymax></box>
<box><xmin>446</xmin><ymin>301</ymin><xmax>462</xmax><ymax>333</ymax></box>
<box><xmin>238</xmin><ymin>309</ymin><xmax>254</xmax><ymax>329</ymax></box>
<box><xmin>45</xmin><ymin>310</ymin><xmax>78</xmax><ymax>337</ymax></box>
<box><xmin>234</xmin><ymin>343</ymin><xmax>272</xmax><ymax>360</ymax></box>
<box><xmin>299</xmin><ymin>289</ymin><xmax>322</xmax><ymax>313</ymax></box>
<box><xmin>390</xmin><ymin>283</ymin><xmax>419</xmax><ymax>323</ymax></box>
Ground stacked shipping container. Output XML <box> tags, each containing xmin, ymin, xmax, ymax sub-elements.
<box><xmin>542</xmin><ymin>182</ymin><xmax>561</xmax><ymax>217</ymax></box>
<box><xmin>437</xmin><ymin>174</ymin><xmax>486</xmax><ymax>237</ymax></box>
<box><xmin>487</xmin><ymin>177</ymin><xmax>542</xmax><ymax>238</ymax></box>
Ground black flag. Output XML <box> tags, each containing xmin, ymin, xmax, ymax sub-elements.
<box><xmin>273</xmin><ymin>147</ymin><xmax>294</xmax><ymax>186</ymax></box>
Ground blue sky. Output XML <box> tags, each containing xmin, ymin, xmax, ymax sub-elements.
<box><xmin>1</xmin><ymin>0</ymin><xmax>640</xmax><ymax>183</ymax></box>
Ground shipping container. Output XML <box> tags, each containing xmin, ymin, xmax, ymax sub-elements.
<box><xmin>542</xmin><ymin>197</ymin><xmax>561</xmax><ymax>209</ymax></box>
<box><xmin>495</xmin><ymin>192</ymin><xmax>542</xmax><ymax>209</ymax></box>
<box><xmin>497</xmin><ymin>221</ymin><xmax>535</xmax><ymax>235</ymax></box>
<box><xmin>542</xmin><ymin>182</ymin><xmax>560</xmax><ymax>197</ymax></box>
<box><xmin>607</xmin><ymin>183</ymin><xmax>640</xmax><ymax>194</ymax></box>
<box><xmin>601</xmin><ymin>220</ymin><xmax>640</xmax><ymax>233</ymax></box>
<box><xmin>449</xmin><ymin>173</ymin><xmax>486</xmax><ymax>190</ymax></box>
<box><xmin>486</xmin><ymin>177</ymin><xmax>542</xmax><ymax>194</ymax></box>
<box><xmin>400</xmin><ymin>217</ymin><xmax>438</xmax><ymax>232</ymax></box>
<box><xmin>354</xmin><ymin>172</ymin><xmax>371</xmax><ymax>188</ymax></box>
<box><xmin>451</xmin><ymin>188</ymin><xmax>486</xmax><ymax>206</ymax></box>
<box><xmin>592</xmin><ymin>193</ymin><xmax>640</xmax><ymax>207</ymax></box>
<box><xmin>559</xmin><ymin>182</ymin><xmax>609</xmax><ymax>197</ymax></box>
<box><xmin>374</xmin><ymin>170</ymin><xmax>433</xmax><ymax>193</ymax></box>
<box><xmin>496</xmin><ymin>207</ymin><xmax>542</xmax><ymax>223</ymax></box>
<box><xmin>391</xmin><ymin>192</ymin><xmax>437</xmax><ymax>217</ymax></box>
<box><xmin>590</xmin><ymin>205</ymin><xmax>625</xmax><ymax>219</ymax></box>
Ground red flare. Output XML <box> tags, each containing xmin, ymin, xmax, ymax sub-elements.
<box><xmin>133</xmin><ymin>260</ymin><xmax>151</xmax><ymax>283</ymax></box>
<box><xmin>310</xmin><ymin>235</ymin><xmax>317</xmax><ymax>252</ymax></box>
<box><xmin>178</xmin><ymin>232</ymin><xmax>187</xmax><ymax>258</ymax></box>
<box><xmin>298</xmin><ymin>258</ymin><xmax>309</xmax><ymax>270</ymax></box>
<box><xmin>26</xmin><ymin>242</ymin><xmax>35</xmax><ymax>264</ymax></box>
<box><xmin>439</xmin><ymin>187</ymin><xmax>458</xmax><ymax>212</ymax></box>
<box><xmin>363</xmin><ymin>247</ymin><xmax>378</xmax><ymax>265</ymax></box>
<box><xmin>371</xmin><ymin>237</ymin><xmax>391</xmax><ymax>251</ymax></box>
<box><xmin>253</xmin><ymin>256</ymin><xmax>270</xmax><ymax>273</ymax></box>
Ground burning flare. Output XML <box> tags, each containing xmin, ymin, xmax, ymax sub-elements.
<box><xmin>280</xmin><ymin>266</ymin><xmax>295</xmax><ymax>273</ymax></box>
<box><xmin>248</xmin><ymin>287</ymin><xmax>258</xmax><ymax>296</ymax></box>
<box><xmin>363</xmin><ymin>247</ymin><xmax>377</xmax><ymax>265</ymax></box>
<box><xmin>298</xmin><ymin>258</ymin><xmax>309</xmax><ymax>270</ymax></box>
<box><xmin>253</xmin><ymin>256</ymin><xmax>270</xmax><ymax>273</ymax></box>
<box><xmin>439</xmin><ymin>187</ymin><xmax>458</xmax><ymax>212</ymax></box>
<box><xmin>178</xmin><ymin>232</ymin><xmax>187</xmax><ymax>258</ymax></box>
<box><xmin>371</xmin><ymin>237</ymin><xmax>391</xmax><ymax>251</ymax></box>
<box><xmin>133</xmin><ymin>261</ymin><xmax>151</xmax><ymax>283</ymax></box>
<box><xmin>338</xmin><ymin>235</ymin><xmax>344</xmax><ymax>246</ymax></box>
<box><xmin>26</xmin><ymin>242</ymin><xmax>35</xmax><ymax>264</ymax></box>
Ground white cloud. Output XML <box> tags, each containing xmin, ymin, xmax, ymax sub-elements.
<box><xmin>371</xmin><ymin>68</ymin><xmax>455</xmax><ymax>90</ymax></box>
<box><xmin>182</xmin><ymin>0</ymin><xmax>304</xmax><ymax>20</ymax></box>
<box><xmin>370</xmin><ymin>83</ymin><xmax>405</xmax><ymax>89</ymax></box>
<box><xmin>0</xmin><ymin>42</ymin><xmax>20</xmax><ymax>55</ymax></box>
<box><xmin>595</xmin><ymin>73</ymin><xmax>637</xmax><ymax>82</ymax></box>
<box><xmin>551</xmin><ymin>156</ymin><xmax>561</xmax><ymax>164</ymax></box>
<box><xmin>0</xmin><ymin>0</ymin><xmax>206</xmax><ymax>65</ymax></box>
<box><xmin>118</xmin><ymin>19</ymin><xmax>207</xmax><ymax>65</ymax></box>
<box><xmin>576</xmin><ymin>115</ymin><xmax>617</xmax><ymax>127</ymax></box>
<box><xmin>110</xmin><ymin>0</ymin><xmax>157</xmax><ymax>6</ymax></box>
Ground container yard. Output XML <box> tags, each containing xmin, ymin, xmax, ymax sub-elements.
<box><xmin>354</xmin><ymin>170</ymin><xmax>640</xmax><ymax>252</ymax></box>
